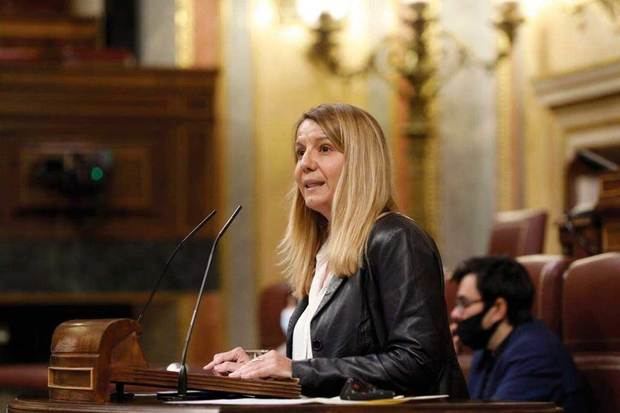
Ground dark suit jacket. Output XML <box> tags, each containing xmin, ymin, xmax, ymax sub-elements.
<box><xmin>286</xmin><ymin>213</ymin><xmax>469</xmax><ymax>398</ymax></box>
<box><xmin>468</xmin><ymin>320</ymin><xmax>588</xmax><ymax>413</ymax></box>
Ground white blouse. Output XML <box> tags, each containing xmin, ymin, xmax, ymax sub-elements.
<box><xmin>291</xmin><ymin>244</ymin><xmax>333</xmax><ymax>360</ymax></box>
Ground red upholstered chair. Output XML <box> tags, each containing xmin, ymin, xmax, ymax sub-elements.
<box><xmin>258</xmin><ymin>281</ymin><xmax>292</xmax><ymax>350</ymax></box>
<box><xmin>562</xmin><ymin>252</ymin><xmax>620</xmax><ymax>413</ymax></box>
<box><xmin>0</xmin><ymin>363</ymin><xmax>48</xmax><ymax>391</ymax></box>
<box><xmin>517</xmin><ymin>254</ymin><xmax>571</xmax><ymax>337</ymax></box>
<box><xmin>489</xmin><ymin>209</ymin><xmax>548</xmax><ymax>257</ymax></box>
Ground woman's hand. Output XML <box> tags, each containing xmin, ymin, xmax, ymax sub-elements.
<box><xmin>228</xmin><ymin>350</ymin><xmax>292</xmax><ymax>380</ymax></box>
<box><xmin>203</xmin><ymin>347</ymin><xmax>251</xmax><ymax>376</ymax></box>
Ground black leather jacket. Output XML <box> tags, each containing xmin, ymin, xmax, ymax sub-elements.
<box><xmin>286</xmin><ymin>213</ymin><xmax>468</xmax><ymax>398</ymax></box>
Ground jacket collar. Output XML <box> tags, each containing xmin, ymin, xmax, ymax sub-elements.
<box><xmin>313</xmin><ymin>275</ymin><xmax>346</xmax><ymax>318</ymax></box>
<box><xmin>285</xmin><ymin>275</ymin><xmax>347</xmax><ymax>358</ymax></box>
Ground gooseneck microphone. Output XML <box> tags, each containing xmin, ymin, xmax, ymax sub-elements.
<box><xmin>160</xmin><ymin>205</ymin><xmax>242</xmax><ymax>400</ymax></box>
<box><xmin>136</xmin><ymin>209</ymin><xmax>217</xmax><ymax>324</ymax></box>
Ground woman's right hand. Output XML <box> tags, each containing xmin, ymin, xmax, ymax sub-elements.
<box><xmin>203</xmin><ymin>347</ymin><xmax>251</xmax><ymax>376</ymax></box>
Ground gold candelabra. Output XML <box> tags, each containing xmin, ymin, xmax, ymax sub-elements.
<box><xmin>304</xmin><ymin>1</ymin><xmax>524</xmax><ymax>139</ymax></box>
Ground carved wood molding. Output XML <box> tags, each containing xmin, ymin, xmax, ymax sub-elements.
<box><xmin>534</xmin><ymin>59</ymin><xmax>620</xmax><ymax>109</ymax></box>
<box><xmin>533</xmin><ymin>59</ymin><xmax>620</xmax><ymax>158</ymax></box>
<box><xmin>534</xmin><ymin>60</ymin><xmax>620</xmax><ymax>255</ymax></box>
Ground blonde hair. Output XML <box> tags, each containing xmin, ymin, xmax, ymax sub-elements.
<box><xmin>278</xmin><ymin>103</ymin><xmax>397</xmax><ymax>298</ymax></box>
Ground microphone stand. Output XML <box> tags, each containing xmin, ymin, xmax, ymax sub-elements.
<box><xmin>136</xmin><ymin>209</ymin><xmax>217</xmax><ymax>324</ymax></box>
<box><xmin>111</xmin><ymin>210</ymin><xmax>216</xmax><ymax>402</ymax></box>
<box><xmin>158</xmin><ymin>205</ymin><xmax>242</xmax><ymax>401</ymax></box>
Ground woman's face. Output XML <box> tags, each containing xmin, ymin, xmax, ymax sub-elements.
<box><xmin>294</xmin><ymin>119</ymin><xmax>345</xmax><ymax>221</ymax></box>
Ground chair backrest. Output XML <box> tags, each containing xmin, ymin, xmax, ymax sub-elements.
<box><xmin>517</xmin><ymin>254</ymin><xmax>571</xmax><ymax>337</ymax></box>
<box><xmin>562</xmin><ymin>252</ymin><xmax>620</xmax><ymax>413</ymax></box>
<box><xmin>563</xmin><ymin>252</ymin><xmax>620</xmax><ymax>352</ymax></box>
<box><xmin>489</xmin><ymin>209</ymin><xmax>548</xmax><ymax>257</ymax></box>
<box><xmin>258</xmin><ymin>281</ymin><xmax>292</xmax><ymax>349</ymax></box>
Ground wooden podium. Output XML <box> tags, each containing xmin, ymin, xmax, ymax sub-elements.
<box><xmin>7</xmin><ymin>318</ymin><xmax>563</xmax><ymax>412</ymax></box>
<box><xmin>45</xmin><ymin>318</ymin><xmax>300</xmax><ymax>404</ymax></box>
<box><xmin>48</xmin><ymin>318</ymin><xmax>148</xmax><ymax>403</ymax></box>
<box><xmin>7</xmin><ymin>397</ymin><xmax>562</xmax><ymax>413</ymax></box>
<box><xmin>560</xmin><ymin>172</ymin><xmax>620</xmax><ymax>258</ymax></box>
<box><xmin>598</xmin><ymin>172</ymin><xmax>620</xmax><ymax>252</ymax></box>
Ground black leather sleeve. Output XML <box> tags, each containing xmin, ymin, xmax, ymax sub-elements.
<box><xmin>291</xmin><ymin>214</ymin><xmax>460</xmax><ymax>396</ymax></box>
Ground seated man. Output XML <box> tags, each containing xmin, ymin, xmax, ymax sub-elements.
<box><xmin>450</xmin><ymin>256</ymin><xmax>588</xmax><ymax>413</ymax></box>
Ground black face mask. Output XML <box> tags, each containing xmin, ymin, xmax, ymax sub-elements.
<box><xmin>456</xmin><ymin>308</ymin><xmax>501</xmax><ymax>350</ymax></box>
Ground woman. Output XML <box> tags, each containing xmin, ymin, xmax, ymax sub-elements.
<box><xmin>204</xmin><ymin>103</ymin><xmax>468</xmax><ymax>398</ymax></box>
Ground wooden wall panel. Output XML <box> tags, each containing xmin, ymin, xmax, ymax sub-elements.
<box><xmin>0</xmin><ymin>65</ymin><xmax>218</xmax><ymax>240</ymax></box>
<box><xmin>0</xmin><ymin>15</ymin><xmax>99</xmax><ymax>48</ymax></box>
<box><xmin>0</xmin><ymin>65</ymin><xmax>222</xmax><ymax>366</ymax></box>
<box><xmin>16</xmin><ymin>142</ymin><xmax>153</xmax><ymax>211</ymax></box>
<box><xmin>0</xmin><ymin>291</ymin><xmax>224</xmax><ymax>366</ymax></box>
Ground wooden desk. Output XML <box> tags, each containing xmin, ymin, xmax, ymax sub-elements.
<box><xmin>8</xmin><ymin>396</ymin><xmax>562</xmax><ymax>413</ymax></box>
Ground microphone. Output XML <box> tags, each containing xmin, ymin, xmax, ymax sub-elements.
<box><xmin>158</xmin><ymin>205</ymin><xmax>242</xmax><ymax>400</ymax></box>
<box><xmin>136</xmin><ymin>210</ymin><xmax>217</xmax><ymax>324</ymax></box>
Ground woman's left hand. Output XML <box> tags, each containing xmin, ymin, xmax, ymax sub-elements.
<box><xmin>228</xmin><ymin>350</ymin><xmax>292</xmax><ymax>379</ymax></box>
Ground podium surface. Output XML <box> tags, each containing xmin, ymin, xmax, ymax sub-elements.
<box><xmin>8</xmin><ymin>396</ymin><xmax>562</xmax><ymax>413</ymax></box>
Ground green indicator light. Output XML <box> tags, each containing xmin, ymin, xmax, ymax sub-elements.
<box><xmin>90</xmin><ymin>166</ymin><xmax>104</xmax><ymax>182</ymax></box>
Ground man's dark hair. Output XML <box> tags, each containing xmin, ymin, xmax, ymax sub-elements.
<box><xmin>451</xmin><ymin>256</ymin><xmax>534</xmax><ymax>326</ymax></box>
